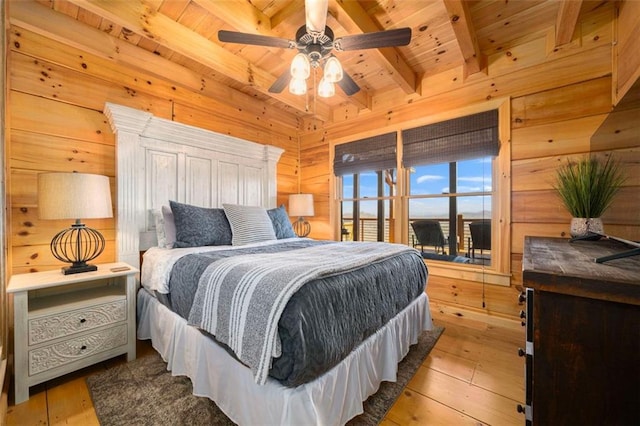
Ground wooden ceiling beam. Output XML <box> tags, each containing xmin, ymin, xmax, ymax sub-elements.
<box><xmin>65</xmin><ymin>0</ymin><xmax>331</xmax><ymax>120</ymax></box>
<box><xmin>329</xmin><ymin>0</ymin><xmax>416</xmax><ymax>95</ymax></box>
<box><xmin>555</xmin><ymin>0</ymin><xmax>583</xmax><ymax>46</ymax></box>
<box><xmin>193</xmin><ymin>0</ymin><xmax>273</xmax><ymax>35</ymax></box>
<box><xmin>442</xmin><ymin>0</ymin><xmax>485</xmax><ymax>78</ymax></box>
<box><xmin>270</xmin><ymin>0</ymin><xmax>305</xmax><ymax>32</ymax></box>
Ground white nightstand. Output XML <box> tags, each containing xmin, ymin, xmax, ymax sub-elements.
<box><xmin>7</xmin><ymin>262</ymin><xmax>138</xmax><ymax>404</ymax></box>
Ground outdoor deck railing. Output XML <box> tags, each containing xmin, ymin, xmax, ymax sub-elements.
<box><xmin>341</xmin><ymin>216</ymin><xmax>491</xmax><ymax>258</ymax></box>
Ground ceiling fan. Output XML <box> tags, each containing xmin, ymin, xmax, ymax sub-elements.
<box><xmin>218</xmin><ymin>0</ymin><xmax>412</xmax><ymax>97</ymax></box>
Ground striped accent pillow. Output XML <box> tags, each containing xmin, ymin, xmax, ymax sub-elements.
<box><xmin>223</xmin><ymin>204</ymin><xmax>277</xmax><ymax>246</ymax></box>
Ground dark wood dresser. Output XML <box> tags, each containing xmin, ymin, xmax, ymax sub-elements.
<box><xmin>521</xmin><ymin>236</ymin><xmax>640</xmax><ymax>426</ymax></box>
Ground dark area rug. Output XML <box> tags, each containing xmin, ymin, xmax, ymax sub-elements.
<box><xmin>87</xmin><ymin>326</ymin><xmax>443</xmax><ymax>426</ymax></box>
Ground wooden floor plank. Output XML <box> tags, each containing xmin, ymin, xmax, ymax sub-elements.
<box><xmin>6</xmin><ymin>388</ymin><xmax>48</xmax><ymax>426</ymax></box>
<box><xmin>423</xmin><ymin>348</ymin><xmax>477</xmax><ymax>382</ymax></box>
<box><xmin>385</xmin><ymin>389</ymin><xmax>487</xmax><ymax>425</ymax></box>
<box><xmin>408</xmin><ymin>367</ymin><xmax>522</xmax><ymax>425</ymax></box>
<box><xmin>46</xmin><ymin>376</ymin><xmax>99</xmax><ymax>426</ymax></box>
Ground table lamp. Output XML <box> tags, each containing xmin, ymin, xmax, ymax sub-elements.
<box><xmin>38</xmin><ymin>172</ymin><xmax>113</xmax><ymax>274</ymax></box>
<box><xmin>289</xmin><ymin>193</ymin><xmax>314</xmax><ymax>237</ymax></box>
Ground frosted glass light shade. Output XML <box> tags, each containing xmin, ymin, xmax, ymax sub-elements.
<box><xmin>289</xmin><ymin>77</ymin><xmax>308</xmax><ymax>95</ymax></box>
<box><xmin>290</xmin><ymin>53</ymin><xmax>311</xmax><ymax>79</ymax></box>
<box><xmin>317</xmin><ymin>77</ymin><xmax>335</xmax><ymax>98</ymax></box>
<box><xmin>38</xmin><ymin>172</ymin><xmax>113</xmax><ymax>220</ymax></box>
<box><xmin>324</xmin><ymin>56</ymin><xmax>343</xmax><ymax>83</ymax></box>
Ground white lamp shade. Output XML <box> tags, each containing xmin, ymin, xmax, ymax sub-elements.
<box><xmin>317</xmin><ymin>77</ymin><xmax>335</xmax><ymax>98</ymax></box>
<box><xmin>289</xmin><ymin>77</ymin><xmax>308</xmax><ymax>95</ymax></box>
<box><xmin>290</xmin><ymin>53</ymin><xmax>311</xmax><ymax>79</ymax></box>
<box><xmin>323</xmin><ymin>56</ymin><xmax>343</xmax><ymax>83</ymax></box>
<box><xmin>38</xmin><ymin>172</ymin><xmax>113</xmax><ymax>220</ymax></box>
<box><xmin>289</xmin><ymin>193</ymin><xmax>315</xmax><ymax>217</ymax></box>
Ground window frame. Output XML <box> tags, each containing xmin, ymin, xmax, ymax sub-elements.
<box><xmin>331</xmin><ymin>99</ymin><xmax>511</xmax><ymax>286</ymax></box>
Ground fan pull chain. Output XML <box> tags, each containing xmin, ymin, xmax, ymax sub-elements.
<box><xmin>313</xmin><ymin>67</ymin><xmax>317</xmax><ymax>115</ymax></box>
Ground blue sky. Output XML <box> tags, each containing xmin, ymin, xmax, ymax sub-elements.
<box><xmin>342</xmin><ymin>157</ymin><xmax>492</xmax><ymax>218</ymax></box>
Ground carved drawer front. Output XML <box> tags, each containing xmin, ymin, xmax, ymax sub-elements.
<box><xmin>28</xmin><ymin>323</ymin><xmax>127</xmax><ymax>376</ymax></box>
<box><xmin>28</xmin><ymin>299</ymin><xmax>126</xmax><ymax>346</ymax></box>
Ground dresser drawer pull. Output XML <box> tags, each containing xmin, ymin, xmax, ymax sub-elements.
<box><xmin>80</xmin><ymin>345</ymin><xmax>87</xmax><ymax>350</ymax></box>
<box><xmin>79</xmin><ymin>318</ymin><xmax>86</xmax><ymax>324</ymax></box>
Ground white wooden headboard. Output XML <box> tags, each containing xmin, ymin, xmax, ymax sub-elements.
<box><xmin>104</xmin><ymin>103</ymin><xmax>284</xmax><ymax>270</ymax></box>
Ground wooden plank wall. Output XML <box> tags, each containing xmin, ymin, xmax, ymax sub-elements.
<box><xmin>299</xmin><ymin>3</ymin><xmax>640</xmax><ymax>320</ymax></box>
<box><xmin>6</xmin><ymin>15</ymin><xmax>301</xmax><ymax>275</ymax></box>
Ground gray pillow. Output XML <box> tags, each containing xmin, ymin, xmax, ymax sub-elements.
<box><xmin>223</xmin><ymin>204</ymin><xmax>277</xmax><ymax>246</ymax></box>
<box><xmin>170</xmin><ymin>200</ymin><xmax>232</xmax><ymax>247</ymax></box>
<box><xmin>268</xmin><ymin>205</ymin><xmax>296</xmax><ymax>239</ymax></box>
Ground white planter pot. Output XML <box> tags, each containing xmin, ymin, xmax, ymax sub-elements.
<box><xmin>570</xmin><ymin>217</ymin><xmax>604</xmax><ymax>238</ymax></box>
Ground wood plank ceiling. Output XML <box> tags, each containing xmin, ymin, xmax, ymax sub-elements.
<box><xmin>25</xmin><ymin>0</ymin><xmax>607</xmax><ymax>123</ymax></box>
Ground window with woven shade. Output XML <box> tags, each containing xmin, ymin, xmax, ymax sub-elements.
<box><xmin>334</xmin><ymin>132</ymin><xmax>397</xmax><ymax>243</ymax></box>
<box><xmin>402</xmin><ymin>110</ymin><xmax>499</xmax><ymax>265</ymax></box>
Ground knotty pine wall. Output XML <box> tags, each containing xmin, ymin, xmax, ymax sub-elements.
<box><xmin>4</xmin><ymin>2</ymin><xmax>639</xmax><ymax>322</ymax></box>
<box><xmin>6</xmin><ymin>21</ymin><xmax>301</xmax><ymax>275</ymax></box>
<box><xmin>299</xmin><ymin>2</ymin><xmax>640</xmax><ymax>320</ymax></box>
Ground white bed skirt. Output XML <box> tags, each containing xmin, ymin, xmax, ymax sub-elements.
<box><xmin>137</xmin><ymin>289</ymin><xmax>433</xmax><ymax>426</ymax></box>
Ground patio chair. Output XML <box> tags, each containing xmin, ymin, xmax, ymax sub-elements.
<box><xmin>411</xmin><ymin>220</ymin><xmax>447</xmax><ymax>255</ymax></box>
<box><xmin>467</xmin><ymin>219</ymin><xmax>491</xmax><ymax>259</ymax></box>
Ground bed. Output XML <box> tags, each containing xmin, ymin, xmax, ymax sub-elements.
<box><xmin>104</xmin><ymin>103</ymin><xmax>433</xmax><ymax>425</ymax></box>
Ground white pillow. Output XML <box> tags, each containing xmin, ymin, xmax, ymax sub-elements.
<box><xmin>223</xmin><ymin>204</ymin><xmax>277</xmax><ymax>246</ymax></box>
<box><xmin>161</xmin><ymin>205</ymin><xmax>176</xmax><ymax>248</ymax></box>
<box><xmin>152</xmin><ymin>209</ymin><xmax>168</xmax><ymax>248</ymax></box>
<box><xmin>152</xmin><ymin>205</ymin><xmax>177</xmax><ymax>249</ymax></box>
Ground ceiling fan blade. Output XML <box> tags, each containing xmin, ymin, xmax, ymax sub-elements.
<box><xmin>269</xmin><ymin>71</ymin><xmax>291</xmax><ymax>94</ymax></box>
<box><xmin>335</xmin><ymin>28</ymin><xmax>412</xmax><ymax>51</ymax></box>
<box><xmin>305</xmin><ymin>0</ymin><xmax>328</xmax><ymax>36</ymax></box>
<box><xmin>218</xmin><ymin>30</ymin><xmax>293</xmax><ymax>49</ymax></box>
<box><xmin>337</xmin><ymin>72</ymin><xmax>360</xmax><ymax>96</ymax></box>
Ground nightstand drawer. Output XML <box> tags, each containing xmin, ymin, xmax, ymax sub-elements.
<box><xmin>28</xmin><ymin>323</ymin><xmax>128</xmax><ymax>375</ymax></box>
<box><xmin>28</xmin><ymin>299</ymin><xmax>127</xmax><ymax>346</ymax></box>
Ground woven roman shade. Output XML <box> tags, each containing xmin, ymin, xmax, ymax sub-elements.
<box><xmin>333</xmin><ymin>132</ymin><xmax>397</xmax><ymax>176</ymax></box>
<box><xmin>402</xmin><ymin>110</ymin><xmax>499</xmax><ymax>167</ymax></box>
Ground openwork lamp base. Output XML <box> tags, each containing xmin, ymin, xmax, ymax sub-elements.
<box><xmin>51</xmin><ymin>222</ymin><xmax>106</xmax><ymax>275</ymax></box>
<box><xmin>293</xmin><ymin>217</ymin><xmax>311</xmax><ymax>237</ymax></box>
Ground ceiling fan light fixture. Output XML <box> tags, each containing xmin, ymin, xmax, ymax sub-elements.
<box><xmin>324</xmin><ymin>57</ymin><xmax>343</xmax><ymax>83</ymax></box>
<box><xmin>290</xmin><ymin>53</ymin><xmax>311</xmax><ymax>79</ymax></box>
<box><xmin>289</xmin><ymin>77</ymin><xmax>307</xmax><ymax>95</ymax></box>
<box><xmin>317</xmin><ymin>77</ymin><xmax>335</xmax><ymax>98</ymax></box>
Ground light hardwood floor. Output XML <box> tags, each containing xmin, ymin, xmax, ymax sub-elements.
<box><xmin>6</xmin><ymin>302</ymin><xmax>525</xmax><ymax>425</ymax></box>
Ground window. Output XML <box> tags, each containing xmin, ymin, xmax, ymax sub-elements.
<box><xmin>403</xmin><ymin>110</ymin><xmax>498</xmax><ymax>265</ymax></box>
<box><xmin>332</xmin><ymin>103</ymin><xmax>511</xmax><ymax>286</ymax></box>
<box><xmin>334</xmin><ymin>133</ymin><xmax>396</xmax><ymax>243</ymax></box>
<box><xmin>407</xmin><ymin>158</ymin><xmax>493</xmax><ymax>264</ymax></box>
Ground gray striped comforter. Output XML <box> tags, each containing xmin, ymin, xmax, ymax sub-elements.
<box><xmin>187</xmin><ymin>241</ymin><xmax>424</xmax><ymax>385</ymax></box>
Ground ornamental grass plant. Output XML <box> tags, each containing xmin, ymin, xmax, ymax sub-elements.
<box><xmin>554</xmin><ymin>156</ymin><xmax>626</xmax><ymax>218</ymax></box>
